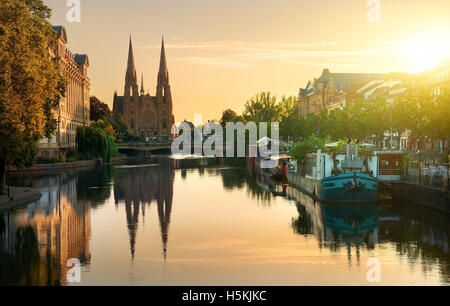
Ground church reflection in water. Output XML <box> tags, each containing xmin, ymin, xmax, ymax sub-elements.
<box><xmin>1</xmin><ymin>157</ymin><xmax>449</xmax><ymax>285</ymax></box>
<box><xmin>0</xmin><ymin>174</ymin><xmax>91</xmax><ymax>285</ymax></box>
<box><xmin>113</xmin><ymin>164</ymin><xmax>174</xmax><ymax>260</ymax></box>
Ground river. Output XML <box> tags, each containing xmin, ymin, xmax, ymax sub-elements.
<box><xmin>0</xmin><ymin>156</ymin><xmax>449</xmax><ymax>285</ymax></box>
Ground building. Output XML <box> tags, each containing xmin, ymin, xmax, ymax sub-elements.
<box><xmin>39</xmin><ymin>26</ymin><xmax>90</xmax><ymax>158</ymax></box>
<box><xmin>113</xmin><ymin>37</ymin><xmax>174</xmax><ymax>140</ymax></box>
<box><xmin>298</xmin><ymin>69</ymin><xmax>386</xmax><ymax>117</ymax></box>
<box><xmin>425</xmin><ymin>59</ymin><xmax>450</xmax><ymax>96</ymax></box>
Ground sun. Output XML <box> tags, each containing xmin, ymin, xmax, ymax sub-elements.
<box><xmin>400</xmin><ymin>30</ymin><xmax>450</xmax><ymax>73</ymax></box>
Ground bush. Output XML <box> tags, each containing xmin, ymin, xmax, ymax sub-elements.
<box><xmin>76</xmin><ymin>124</ymin><xmax>118</xmax><ymax>163</ymax></box>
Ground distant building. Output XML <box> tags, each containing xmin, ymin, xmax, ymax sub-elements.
<box><xmin>424</xmin><ymin>59</ymin><xmax>450</xmax><ymax>96</ymax></box>
<box><xmin>39</xmin><ymin>26</ymin><xmax>90</xmax><ymax>158</ymax></box>
<box><xmin>298</xmin><ymin>69</ymin><xmax>386</xmax><ymax>117</ymax></box>
<box><xmin>113</xmin><ymin>37</ymin><xmax>174</xmax><ymax>140</ymax></box>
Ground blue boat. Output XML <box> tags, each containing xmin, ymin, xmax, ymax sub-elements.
<box><xmin>320</xmin><ymin>171</ymin><xmax>379</xmax><ymax>203</ymax></box>
<box><xmin>292</xmin><ymin>145</ymin><xmax>379</xmax><ymax>203</ymax></box>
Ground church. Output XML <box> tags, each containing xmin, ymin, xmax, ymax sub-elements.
<box><xmin>113</xmin><ymin>37</ymin><xmax>174</xmax><ymax>140</ymax></box>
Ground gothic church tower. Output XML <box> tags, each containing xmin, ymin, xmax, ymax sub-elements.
<box><xmin>113</xmin><ymin>36</ymin><xmax>174</xmax><ymax>138</ymax></box>
<box><xmin>156</xmin><ymin>37</ymin><xmax>174</xmax><ymax>136</ymax></box>
<box><xmin>124</xmin><ymin>37</ymin><xmax>139</xmax><ymax>133</ymax></box>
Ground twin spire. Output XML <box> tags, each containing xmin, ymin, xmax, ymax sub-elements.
<box><xmin>126</xmin><ymin>35</ymin><xmax>169</xmax><ymax>95</ymax></box>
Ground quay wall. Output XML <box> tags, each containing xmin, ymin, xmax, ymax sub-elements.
<box><xmin>9</xmin><ymin>155</ymin><xmax>128</xmax><ymax>175</ymax></box>
<box><xmin>382</xmin><ymin>182</ymin><xmax>450</xmax><ymax>214</ymax></box>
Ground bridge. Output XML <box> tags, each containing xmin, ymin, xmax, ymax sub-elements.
<box><xmin>117</xmin><ymin>142</ymin><xmax>172</xmax><ymax>157</ymax></box>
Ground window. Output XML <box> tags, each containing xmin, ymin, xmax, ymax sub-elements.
<box><xmin>163</xmin><ymin>119</ymin><xmax>167</xmax><ymax>129</ymax></box>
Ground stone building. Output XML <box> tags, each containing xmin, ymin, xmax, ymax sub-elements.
<box><xmin>298</xmin><ymin>69</ymin><xmax>385</xmax><ymax>117</ymax></box>
<box><xmin>39</xmin><ymin>26</ymin><xmax>90</xmax><ymax>158</ymax></box>
<box><xmin>113</xmin><ymin>37</ymin><xmax>174</xmax><ymax>140</ymax></box>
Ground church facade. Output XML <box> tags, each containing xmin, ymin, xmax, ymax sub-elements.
<box><xmin>113</xmin><ymin>37</ymin><xmax>174</xmax><ymax>140</ymax></box>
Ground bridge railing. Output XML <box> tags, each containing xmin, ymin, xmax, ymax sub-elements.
<box><xmin>118</xmin><ymin>135</ymin><xmax>172</xmax><ymax>145</ymax></box>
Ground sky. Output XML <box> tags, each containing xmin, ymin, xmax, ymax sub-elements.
<box><xmin>44</xmin><ymin>0</ymin><xmax>450</xmax><ymax>122</ymax></box>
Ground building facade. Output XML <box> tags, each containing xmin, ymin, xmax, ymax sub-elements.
<box><xmin>39</xmin><ymin>26</ymin><xmax>90</xmax><ymax>158</ymax></box>
<box><xmin>113</xmin><ymin>37</ymin><xmax>174</xmax><ymax>140</ymax></box>
<box><xmin>425</xmin><ymin>59</ymin><xmax>450</xmax><ymax>96</ymax></box>
<box><xmin>298</xmin><ymin>69</ymin><xmax>386</xmax><ymax>117</ymax></box>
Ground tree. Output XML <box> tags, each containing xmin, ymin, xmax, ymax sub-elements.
<box><xmin>243</xmin><ymin>92</ymin><xmax>280</xmax><ymax>123</ymax></box>
<box><xmin>0</xmin><ymin>0</ymin><xmax>65</xmax><ymax>193</ymax></box>
<box><xmin>279</xmin><ymin>96</ymin><xmax>300</xmax><ymax>139</ymax></box>
<box><xmin>76</xmin><ymin>123</ymin><xmax>118</xmax><ymax>163</ymax></box>
<box><xmin>111</xmin><ymin>113</ymin><xmax>129</xmax><ymax>139</ymax></box>
<box><xmin>220</xmin><ymin>109</ymin><xmax>244</xmax><ymax>127</ymax></box>
<box><xmin>90</xmin><ymin>96</ymin><xmax>112</xmax><ymax>122</ymax></box>
<box><xmin>289</xmin><ymin>135</ymin><xmax>327</xmax><ymax>174</ymax></box>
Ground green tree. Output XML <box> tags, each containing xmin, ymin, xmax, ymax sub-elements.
<box><xmin>220</xmin><ymin>109</ymin><xmax>244</xmax><ymax>127</ymax></box>
<box><xmin>243</xmin><ymin>92</ymin><xmax>280</xmax><ymax>123</ymax></box>
<box><xmin>289</xmin><ymin>135</ymin><xmax>327</xmax><ymax>174</ymax></box>
<box><xmin>90</xmin><ymin>96</ymin><xmax>112</xmax><ymax>123</ymax></box>
<box><xmin>76</xmin><ymin>123</ymin><xmax>118</xmax><ymax>163</ymax></box>
<box><xmin>111</xmin><ymin>113</ymin><xmax>130</xmax><ymax>139</ymax></box>
<box><xmin>0</xmin><ymin>0</ymin><xmax>65</xmax><ymax>193</ymax></box>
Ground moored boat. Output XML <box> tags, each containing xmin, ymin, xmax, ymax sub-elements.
<box><xmin>291</xmin><ymin>144</ymin><xmax>380</xmax><ymax>203</ymax></box>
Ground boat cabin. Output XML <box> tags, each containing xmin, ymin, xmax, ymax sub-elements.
<box><xmin>374</xmin><ymin>151</ymin><xmax>405</xmax><ymax>182</ymax></box>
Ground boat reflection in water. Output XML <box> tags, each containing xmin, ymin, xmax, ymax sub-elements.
<box><xmin>0</xmin><ymin>156</ymin><xmax>449</xmax><ymax>285</ymax></box>
<box><xmin>288</xmin><ymin>187</ymin><xmax>379</xmax><ymax>266</ymax></box>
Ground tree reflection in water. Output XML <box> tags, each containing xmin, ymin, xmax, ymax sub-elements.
<box><xmin>0</xmin><ymin>156</ymin><xmax>448</xmax><ymax>285</ymax></box>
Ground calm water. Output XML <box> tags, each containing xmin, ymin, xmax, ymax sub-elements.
<box><xmin>1</xmin><ymin>156</ymin><xmax>449</xmax><ymax>286</ymax></box>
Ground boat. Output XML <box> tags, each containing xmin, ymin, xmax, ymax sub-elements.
<box><xmin>291</xmin><ymin>144</ymin><xmax>380</xmax><ymax>203</ymax></box>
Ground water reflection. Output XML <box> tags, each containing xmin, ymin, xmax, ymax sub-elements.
<box><xmin>378</xmin><ymin>202</ymin><xmax>450</xmax><ymax>284</ymax></box>
<box><xmin>113</xmin><ymin>165</ymin><xmax>174</xmax><ymax>260</ymax></box>
<box><xmin>287</xmin><ymin>188</ymin><xmax>379</xmax><ymax>267</ymax></box>
<box><xmin>0</xmin><ymin>175</ymin><xmax>90</xmax><ymax>285</ymax></box>
<box><xmin>286</xmin><ymin>184</ymin><xmax>449</xmax><ymax>283</ymax></box>
<box><xmin>0</xmin><ymin>157</ymin><xmax>449</xmax><ymax>285</ymax></box>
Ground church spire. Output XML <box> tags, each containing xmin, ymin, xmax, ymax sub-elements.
<box><xmin>126</xmin><ymin>35</ymin><xmax>137</xmax><ymax>82</ymax></box>
<box><xmin>140</xmin><ymin>72</ymin><xmax>144</xmax><ymax>95</ymax></box>
<box><xmin>158</xmin><ymin>36</ymin><xmax>169</xmax><ymax>83</ymax></box>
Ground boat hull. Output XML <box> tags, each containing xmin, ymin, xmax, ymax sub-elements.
<box><xmin>288</xmin><ymin>172</ymin><xmax>379</xmax><ymax>203</ymax></box>
<box><xmin>319</xmin><ymin>172</ymin><xmax>379</xmax><ymax>203</ymax></box>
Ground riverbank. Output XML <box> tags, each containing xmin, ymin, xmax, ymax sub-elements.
<box><xmin>381</xmin><ymin>182</ymin><xmax>450</xmax><ymax>214</ymax></box>
<box><xmin>287</xmin><ymin>171</ymin><xmax>450</xmax><ymax>214</ymax></box>
<box><xmin>8</xmin><ymin>154</ymin><xmax>128</xmax><ymax>175</ymax></box>
<box><xmin>0</xmin><ymin>187</ymin><xmax>42</xmax><ymax>211</ymax></box>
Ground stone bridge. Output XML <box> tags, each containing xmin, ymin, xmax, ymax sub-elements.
<box><xmin>117</xmin><ymin>142</ymin><xmax>172</xmax><ymax>157</ymax></box>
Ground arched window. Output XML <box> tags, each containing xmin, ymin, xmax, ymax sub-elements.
<box><xmin>163</xmin><ymin>119</ymin><xmax>167</xmax><ymax>129</ymax></box>
<box><xmin>130</xmin><ymin>119</ymin><xmax>135</xmax><ymax>129</ymax></box>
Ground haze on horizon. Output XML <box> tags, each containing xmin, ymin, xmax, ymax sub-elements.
<box><xmin>44</xmin><ymin>0</ymin><xmax>450</xmax><ymax>122</ymax></box>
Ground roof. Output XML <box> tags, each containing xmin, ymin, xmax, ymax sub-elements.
<box><xmin>318</xmin><ymin>69</ymin><xmax>386</xmax><ymax>91</ymax></box>
<box><xmin>114</xmin><ymin>94</ymin><xmax>158</xmax><ymax>115</ymax></box>
<box><xmin>74</xmin><ymin>54</ymin><xmax>89</xmax><ymax>67</ymax></box>
<box><xmin>300</xmin><ymin>69</ymin><xmax>387</xmax><ymax>98</ymax></box>
<box><xmin>52</xmin><ymin>26</ymin><xmax>67</xmax><ymax>43</ymax></box>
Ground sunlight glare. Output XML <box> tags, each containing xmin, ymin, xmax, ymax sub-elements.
<box><xmin>400</xmin><ymin>30</ymin><xmax>450</xmax><ymax>73</ymax></box>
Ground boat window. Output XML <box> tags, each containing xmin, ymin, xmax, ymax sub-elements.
<box><xmin>381</xmin><ymin>160</ymin><xmax>389</xmax><ymax>166</ymax></box>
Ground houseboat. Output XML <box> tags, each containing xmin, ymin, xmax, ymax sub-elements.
<box><xmin>300</xmin><ymin>146</ymin><xmax>379</xmax><ymax>203</ymax></box>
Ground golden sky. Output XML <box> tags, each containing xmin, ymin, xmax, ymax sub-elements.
<box><xmin>45</xmin><ymin>0</ymin><xmax>450</xmax><ymax>122</ymax></box>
